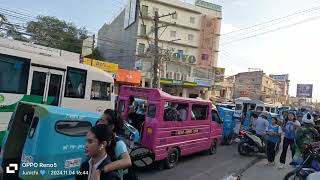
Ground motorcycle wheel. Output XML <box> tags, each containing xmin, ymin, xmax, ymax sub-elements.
<box><xmin>283</xmin><ymin>171</ymin><xmax>304</xmax><ymax>180</ymax></box>
<box><xmin>238</xmin><ymin>141</ymin><xmax>250</xmax><ymax>156</ymax></box>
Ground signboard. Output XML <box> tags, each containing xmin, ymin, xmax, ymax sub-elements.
<box><xmin>116</xmin><ymin>69</ymin><xmax>142</xmax><ymax>84</ymax></box>
<box><xmin>160</xmin><ymin>78</ymin><xmax>197</xmax><ymax>87</ymax></box>
<box><xmin>171</xmin><ymin>51</ymin><xmax>197</xmax><ymax>64</ymax></box>
<box><xmin>296</xmin><ymin>84</ymin><xmax>313</xmax><ymax>98</ymax></box>
<box><xmin>270</xmin><ymin>74</ymin><xmax>289</xmax><ymax>82</ymax></box>
<box><xmin>195</xmin><ymin>79</ymin><xmax>212</xmax><ymax>87</ymax></box>
<box><xmin>195</xmin><ymin>0</ymin><xmax>222</xmax><ymax>12</ymax></box>
<box><xmin>214</xmin><ymin>67</ymin><xmax>225</xmax><ymax>83</ymax></box>
<box><xmin>83</xmin><ymin>58</ymin><xmax>118</xmax><ymax>73</ymax></box>
<box><xmin>124</xmin><ymin>0</ymin><xmax>137</xmax><ymax>29</ymax></box>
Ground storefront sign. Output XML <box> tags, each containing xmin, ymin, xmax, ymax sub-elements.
<box><xmin>160</xmin><ymin>78</ymin><xmax>197</xmax><ymax>87</ymax></box>
<box><xmin>270</xmin><ymin>74</ymin><xmax>289</xmax><ymax>82</ymax></box>
<box><xmin>214</xmin><ymin>67</ymin><xmax>225</xmax><ymax>83</ymax></box>
<box><xmin>195</xmin><ymin>79</ymin><xmax>212</xmax><ymax>87</ymax></box>
<box><xmin>116</xmin><ymin>69</ymin><xmax>142</xmax><ymax>84</ymax></box>
<box><xmin>83</xmin><ymin>58</ymin><xmax>119</xmax><ymax>73</ymax></box>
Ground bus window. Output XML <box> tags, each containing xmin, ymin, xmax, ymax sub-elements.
<box><xmin>90</xmin><ymin>81</ymin><xmax>111</xmax><ymax>101</ymax></box>
<box><xmin>265</xmin><ymin>107</ymin><xmax>271</xmax><ymax>112</ymax></box>
<box><xmin>0</xmin><ymin>54</ymin><xmax>30</xmax><ymax>94</ymax></box>
<box><xmin>64</xmin><ymin>67</ymin><xmax>87</xmax><ymax>98</ymax></box>
<box><xmin>192</xmin><ymin>104</ymin><xmax>208</xmax><ymax>120</ymax></box>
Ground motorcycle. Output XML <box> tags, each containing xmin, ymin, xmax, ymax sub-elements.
<box><xmin>283</xmin><ymin>142</ymin><xmax>320</xmax><ymax>180</ymax></box>
<box><xmin>237</xmin><ymin>130</ymin><xmax>266</xmax><ymax>155</ymax></box>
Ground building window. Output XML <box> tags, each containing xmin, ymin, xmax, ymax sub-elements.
<box><xmin>65</xmin><ymin>67</ymin><xmax>87</xmax><ymax>99</ymax></box>
<box><xmin>0</xmin><ymin>54</ymin><xmax>30</xmax><ymax>94</ymax></box>
<box><xmin>152</xmin><ymin>7</ymin><xmax>159</xmax><ymax>15</ymax></box>
<box><xmin>190</xmin><ymin>16</ymin><xmax>195</xmax><ymax>24</ymax></box>
<box><xmin>170</xmin><ymin>30</ymin><xmax>176</xmax><ymax>38</ymax></box>
<box><xmin>140</xmin><ymin>24</ymin><xmax>146</xmax><ymax>36</ymax></box>
<box><xmin>188</xmin><ymin>34</ymin><xmax>194</xmax><ymax>41</ymax></box>
<box><xmin>91</xmin><ymin>81</ymin><xmax>111</xmax><ymax>101</ymax></box>
<box><xmin>138</xmin><ymin>43</ymin><xmax>145</xmax><ymax>55</ymax></box>
<box><xmin>141</xmin><ymin>5</ymin><xmax>148</xmax><ymax>16</ymax></box>
<box><xmin>201</xmin><ymin>54</ymin><xmax>209</xmax><ymax>60</ymax></box>
<box><xmin>172</xmin><ymin>13</ymin><xmax>178</xmax><ymax>19</ymax></box>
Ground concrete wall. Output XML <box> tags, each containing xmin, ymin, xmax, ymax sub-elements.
<box><xmin>97</xmin><ymin>10</ymin><xmax>139</xmax><ymax>70</ymax></box>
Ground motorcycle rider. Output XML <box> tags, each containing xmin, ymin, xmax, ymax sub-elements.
<box><xmin>293</xmin><ymin>113</ymin><xmax>320</xmax><ymax>165</ymax></box>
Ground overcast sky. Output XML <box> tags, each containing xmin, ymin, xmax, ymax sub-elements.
<box><xmin>2</xmin><ymin>0</ymin><xmax>320</xmax><ymax>98</ymax></box>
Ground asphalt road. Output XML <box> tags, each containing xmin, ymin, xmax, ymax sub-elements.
<box><xmin>137</xmin><ymin>143</ymin><xmax>263</xmax><ymax>180</ymax></box>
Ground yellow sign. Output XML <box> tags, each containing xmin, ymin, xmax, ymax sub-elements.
<box><xmin>83</xmin><ymin>58</ymin><xmax>119</xmax><ymax>73</ymax></box>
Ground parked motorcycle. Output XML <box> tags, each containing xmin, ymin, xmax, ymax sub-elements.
<box><xmin>238</xmin><ymin>130</ymin><xmax>266</xmax><ymax>155</ymax></box>
<box><xmin>283</xmin><ymin>142</ymin><xmax>320</xmax><ymax>180</ymax></box>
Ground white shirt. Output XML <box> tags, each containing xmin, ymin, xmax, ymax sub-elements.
<box><xmin>179</xmin><ymin>108</ymin><xmax>187</xmax><ymax>121</ymax></box>
<box><xmin>88</xmin><ymin>153</ymin><xmax>108</xmax><ymax>180</ymax></box>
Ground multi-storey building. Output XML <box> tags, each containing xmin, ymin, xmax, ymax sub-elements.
<box><xmin>97</xmin><ymin>0</ymin><xmax>222</xmax><ymax>99</ymax></box>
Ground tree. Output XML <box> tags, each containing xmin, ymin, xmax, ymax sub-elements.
<box><xmin>85</xmin><ymin>48</ymin><xmax>103</xmax><ymax>60</ymax></box>
<box><xmin>26</xmin><ymin>16</ymin><xmax>88</xmax><ymax>53</ymax></box>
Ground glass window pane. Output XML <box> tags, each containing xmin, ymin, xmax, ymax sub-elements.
<box><xmin>192</xmin><ymin>104</ymin><xmax>208</xmax><ymax>120</ymax></box>
<box><xmin>30</xmin><ymin>71</ymin><xmax>47</xmax><ymax>96</ymax></box>
<box><xmin>0</xmin><ymin>54</ymin><xmax>30</xmax><ymax>94</ymax></box>
<box><xmin>56</xmin><ymin>121</ymin><xmax>92</xmax><ymax>136</ymax></box>
<box><xmin>65</xmin><ymin>67</ymin><xmax>87</xmax><ymax>98</ymax></box>
<box><xmin>91</xmin><ymin>81</ymin><xmax>111</xmax><ymax>101</ymax></box>
<box><xmin>147</xmin><ymin>104</ymin><xmax>156</xmax><ymax>118</ymax></box>
<box><xmin>47</xmin><ymin>74</ymin><xmax>62</xmax><ymax>106</ymax></box>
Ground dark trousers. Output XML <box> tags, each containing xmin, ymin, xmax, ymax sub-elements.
<box><xmin>267</xmin><ymin>141</ymin><xmax>277</xmax><ymax>162</ymax></box>
<box><xmin>280</xmin><ymin>137</ymin><xmax>295</xmax><ymax>164</ymax></box>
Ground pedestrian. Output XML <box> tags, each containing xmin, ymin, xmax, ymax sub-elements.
<box><xmin>278</xmin><ymin>111</ymin><xmax>301</xmax><ymax>169</ymax></box>
<box><xmin>265</xmin><ymin>117</ymin><xmax>282</xmax><ymax>166</ymax></box>
<box><xmin>253</xmin><ymin>111</ymin><xmax>269</xmax><ymax>144</ymax></box>
<box><xmin>293</xmin><ymin>113</ymin><xmax>319</xmax><ymax>165</ymax></box>
<box><xmin>97</xmin><ymin>109</ymin><xmax>132</xmax><ymax>180</ymax></box>
<box><xmin>249</xmin><ymin>113</ymin><xmax>258</xmax><ymax>130</ymax></box>
<box><xmin>76</xmin><ymin>124</ymin><xmax>120</xmax><ymax>180</ymax></box>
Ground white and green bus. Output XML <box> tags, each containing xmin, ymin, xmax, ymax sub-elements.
<box><xmin>0</xmin><ymin>39</ymin><xmax>115</xmax><ymax>132</ymax></box>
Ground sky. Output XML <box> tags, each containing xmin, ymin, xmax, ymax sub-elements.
<box><xmin>2</xmin><ymin>0</ymin><xmax>320</xmax><ymax>98</ymax></box>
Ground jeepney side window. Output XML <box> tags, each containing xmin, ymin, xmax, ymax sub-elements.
<box><xmin>55</xmin><ymin>121</ymin><xmax>92</xmax><ymax>136</ymax></box>
<box><xmin>192</xmin><ymin>104</ymin><xmax>208</xmax><ymax>120</ymax></box>
<box><xmin>90</xmin><ymin>80</ymin><xmax>111</xmax><ymax>101</ymax></box>
<box><xmin>164</xmin><ymin>102</ymin><xmax>189</xmax><ymax>121</ymax></box>
<box><xmin>147</xmin><ymin>104</ymin><xmax>156</xmax><ymax>118</ymax></box>
<box><xmin>235</xmin><ymin>104</ymin><xmax>242</xmax><ymax>110</ymax></box>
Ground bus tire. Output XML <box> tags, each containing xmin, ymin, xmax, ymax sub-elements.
<box><xmin>208</xmin><ymin>139</ymin><xmax>218</xmax><ymax>155</ymax></box>
<box><xmin>164</xmin><ymin>148</ymin><xmax>179</xmax><ymax>169</ymax></box>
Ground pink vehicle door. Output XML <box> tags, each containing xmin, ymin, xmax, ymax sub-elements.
<box><xmin>211</xmin><ymin>109</ymin><xmax>223</xmax><ymax>144</ymax></box>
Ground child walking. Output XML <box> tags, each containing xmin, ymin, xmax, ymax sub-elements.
<box><xmin>266</xmin><ymin>117</ymin><xmax>282</xmax><ymax>166</ymax></box>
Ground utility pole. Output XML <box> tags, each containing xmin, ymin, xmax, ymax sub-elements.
<box><xmin>91</xmin><ymin>34</ymin><xmax>95</xmax><ymax>66</ymax></box>
<box><xmin>152</xmin><ymin>10</ymin><xmax>176</xmax><ymax>89</ymax></box>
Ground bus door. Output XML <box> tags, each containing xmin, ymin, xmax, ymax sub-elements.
<box><xmin>28</xmin><ymin>66</ymin><xmax>65</xmax><ymax>106</ymax></box>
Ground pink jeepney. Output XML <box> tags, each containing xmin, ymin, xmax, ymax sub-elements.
<box><xmin>117</xmin><ymin>86</ymin><xmax>222</xmax><ymax>168</ymax></box>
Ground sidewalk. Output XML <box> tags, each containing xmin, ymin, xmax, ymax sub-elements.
<box><xmin>240</xmin><ymin>150</ymin><xmax>294</xmax><ymax>180</ymax></box>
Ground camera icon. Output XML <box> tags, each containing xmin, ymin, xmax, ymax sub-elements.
<box><xmin>6</xmin><ymin>164</ymin><xmax>18</xmax><ymax>174</ymax></box>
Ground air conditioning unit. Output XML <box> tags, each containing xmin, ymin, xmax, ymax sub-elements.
<box><xmin>160</xmin><ymin>71</ymin><xmax>166</xmax><ymax>78</ymax></box>
<box><xmin>182</xmin><ymin>74</ymin><xmax>188</xmax><ymax>81</ymax></box>
<box><xmin>166</xmin><ymin>71</ymin><xmax>174</xmax><ymax>79</ymax></box>
<box><xmin>175</xmin><ymin>72</ymin><xmax>182</xmax><ymax>81</ymax></box>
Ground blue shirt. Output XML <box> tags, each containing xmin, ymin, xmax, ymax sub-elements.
<box><xmin>284</xmin><ymin>121</ymin><xmax>300</xmax><ymax>139</ymax></box>
<box><xmin>115</xmin><ymin>140</ymin><xmax>128</xmax><ymax>180</ymax></box>
<box><xmin>267</xmin><ymin>125</ymin><xmax>282</xmax><ymax>143</ymax></box>
<box><xmin>254</xmin><ymin>117</ymin><xmax>269</xmax><ymax>136</ymax></box>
